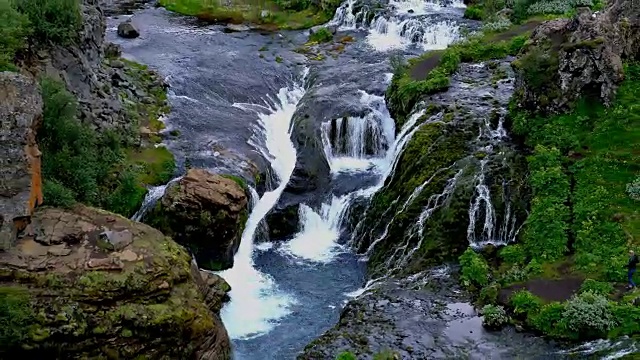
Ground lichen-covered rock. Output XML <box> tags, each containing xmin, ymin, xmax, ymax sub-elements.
<box><xmin>0</xmin><ymin>205</ymin><xmax>231</xmax><ymax>359</ymax></box>
<box><xmin>0</xmin><ymin>73</ymin><xmax>44</xmax><ymax>250</ymax></box>
<box><xmin>143</xmin><ymin>169</ymin><xmax>248</xmax><ymax>271</ymax></box>
<box><xmin>513</xmin><ymin>0</ymin><xmax>640</xmax><ymax>115</ymax></box>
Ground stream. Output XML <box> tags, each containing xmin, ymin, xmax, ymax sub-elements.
<box><xmin>107</xmin><ymin>1</ymin><xmax>638</xmax><ymax>359</ymax></box>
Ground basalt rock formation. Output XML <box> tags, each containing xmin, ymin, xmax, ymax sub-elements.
<box><xmin>513</xmin><ymin>0</ymin><xmax>640</xmax><ymax>115</ymax></box>
<box><xmin>143</xmin><ymin>169</ymin><xmax>249</xmax><ymax>271</ymax></box>
<box><xmin>0</xmin><ymin>205</ymin><xmax>231</xmax><ymax>359</ymax></box>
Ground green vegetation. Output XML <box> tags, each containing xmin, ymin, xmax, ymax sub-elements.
<box><xmin>481</xmin><ymin>304</ymin><xmax>509</xmax><ymax>329</ymax></box>
<box><xmin>466</xmin><ymin>0</ymin><xmax>602</xmax><ymax>24</ymax></box>
<box><xmin>158</xmin><ymin>0</ymin><xmax>340</xmax><ymax>30</ymax></box>
<box><xmin>0</xmin><ymin>0</ymin><xmax>81</xmax><ymax>71</ymax></box>
<box><xmin>39</xmin><ymin>77</ymin><xmax>174</xmax><ymax>218</ymax></box>
<box><xmin>463</xmin><ymin>63</ymin><xmax>640</xmax><ymax>341</ymax></box>
<box><xmin>459</xmin><ymin>248</ymin><xmax>490</xmax><ymax>289</ymax></box>
<box><xmin>386</xmin><ymin>33</ymin><xmax>527</xmax><ymax>127</ymax></box>
<box><xmin>463</xmin><ymin>5</ymin><xmax>483</xmax><ymax>20</ymax></box>
<box><xmin>0</xmin><ymin>287</ymin><xmax>34</xmax><ymax>351</ymax></box>
<box><xmin>309</xmin><ymin>27</ymin><xmax>333</xmax><ymax>43</ymax></box>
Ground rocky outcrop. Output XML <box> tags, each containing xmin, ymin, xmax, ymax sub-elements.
<box><xmin>100</xmin><ymin>0</ymin><xmax>152</xmax><ymax>16</ymax></box>
<box><xmin>299</xmin><ymin>269</ymin><xmax>561</xmax><ymax>359</ymax></box>
<box><xmin>118</xmin><ymin>20</ymin><xmax>140</xmax><ymax>38</ymax></box>
<box><xmin>0</xmin><ymin>73</ymin><xmax>43</xmax><ymax>250</ymax></box>
<box><xmin>143</xmin><ymin>169</ymin><xmax>248</xmax><ymax>271</ymax></box>
<box><xmin>265</xmin><ymin>203</ymin><xmax>301</xmax><ymax>241</ymax></box>
<box><xmin>513</xmin><ymin>0</ymin><xmax>640</xmax><ymax>114</ymax></box>
<box><xmin>0</xmin><ymin>205</ymin><xmax>231</xmax><ymax>359</ymax></box>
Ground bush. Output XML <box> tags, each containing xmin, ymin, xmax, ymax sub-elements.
<box><xmin>14</xmin><ymin>0</ymin><xmax>82</xmax><ymax>46</ymax></box>
<box><xmin>464</xmin><ymin>6</ymin><xmax>484</xmax><ymax>20</ymax></box>
<box><xmin>478</xmin><ymin>283</ymin><xmax>500</xmax><ymax>305</ymax></box>
<box><xmin>499</xmin><ymin>244</ymin><xmax>526</xmax><ymax>265</ymax></box>
<box><xmin>529</xmin><ymin>302</ymin><xmax>566</xmax><ymax>336</ymax></box>
<box><xmin>562</xmin><ymin>291</ymin><xmax>617</xmax><ymax>339</ymax></box>
<box><xmin>336</xmin><ymin>352</ymin><xmax>357</xmax><ymax>360</ymax></box>
<box><xmin>38</xmin><ymin>77</ymin><xmax>147</xmax><ymax>217</ymax></box>
<box><xmin>627</xmin><ymin>175</ymin><xmax>640</xmax><ymax>201</ymax></box>
<box><xmin>0</xmin><ymin>287</ymin><xmax>33</xmax><ymax>351</ymax></box>
<box><xmin>0</xmin><ymin>0</ymin><xmax>30</xmax><ymax>71</ymax></box>
<box><xmin>482</xmin><ymin>304</ymin><xmax>509</xmax><ymax>330</ymax></box>
<box><xmin>509</xmin><ymin>290</ymin><xmax>542</xmax><ymax>318</ymax></box>
<box><xmin>459</xmin><ymin>248</ymin><xmax>490</xmax><ymax>288</ymax></box>
<box><xmin>309</xmin><ymin>27</ymin><xmax>333</xmax><ymax>43</ymax></box>
<box><xmin>579</xmin><ymin>279</ymin><xmax>614</xmax><ymax>297</ymax></box>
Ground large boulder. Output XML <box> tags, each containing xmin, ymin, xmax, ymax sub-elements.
<box><xmin>513</xmin><ymin>1</ymin><xmax>640</xmax><ymax>115</ymax></box>
<box><xmin>143</xmin><ymin>169</ymin><xmax>249</xmax><ymax>271</ymax></box>
<box><xmin>117</xmin><ymin>20</ymin><xmax>140</xmax><ymax>38</ymax></box>
<box><xmin>0</xmin><ymin>73</ymin><xmax>43</xmax><ymax>250</ymax></box>
<box><xmin>0</xmin><ymin>205</ymin><xmax>231</xmax><ymax>359</ymax></box>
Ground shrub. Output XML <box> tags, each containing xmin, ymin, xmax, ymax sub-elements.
<box><xmin>309</xmin><ymin>27</ymin><xmax>333</xmax><ymax>43</ymax></box>
<box><xmin>0</xmin><ymin>0</ymin><xmax>30</xmax><ymax>71</ymax></box>
<box><xmin>0</xmin><ymin>287</ymin><xmax>33</xmax><ymax>351</ymax></box>
<box><xmin>627</xmin><ymin>175</ymin><xmax>640</xmax><ymax>201</ymax></box>
<box><xmin>499</xmin><ymin>244</ymin><xmax>526</xmax><ymax>265</ymax></box>
<box><xmin>459</xmin><ymin>248</ymin><xmax>490</xmax><ymax>288</ymax></box>
<box><xmin>579</xmin><ymin>279</ymin><xmax>614</xmax><ymax>297</ymax></box>
<box><xmin>336</xmin><ymin>352</ymin><xmax>357</xmax><ymax>360</ymax></box>
<box><xmin>482</xmin><ymin>304</ymin><xmax>509</xmax><ymax>330</ymax></box>
<box><xmin>529</xmin><ymin>302</ymin><xmax>566</xmax><ymax>337</ymax></box>
<box><xmin>464</xmin><ymin>6</ymin><xmax>483</xmax><ymax>20</ymax></box>
<box><xmin>482</xmin><ymin>18</ymin><xmax>512</xmax><ymax>33</ymax></box>
<box><xmin>509</xmin><ymin>290</ymin><xmax>542</xmax><ymax>318</ymax></box>
<box><xmin>527</xmin><ymin>0</ymin><xmax>593</xmax><ymax>15</ymax></box>
<box><xmin>14</xmin><ymin>0</ymin><xmax>82</xmax><ymax>46</ymax></box>
<box><xmin>562</xmin><ymin>291</ymin><xmax>616</xmax><ymax>339</ymax></box>
<box><xmin>478</xmin><ymin>283</ymin><xmax>500</xmax><ymax>305</ymax></box>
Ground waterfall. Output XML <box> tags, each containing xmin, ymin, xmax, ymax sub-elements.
<box><xmin>131</xmin><ymin>176</ymin><xmax>182</xmax><ymax>221</ymax></box>
<box><xmin>321</xmin><ymin>91</ymin><xmax>395</xmax><ymax>174</ymax></box>
<box><xmin>216</xmin><ymin>69</ymin><xmax>308</xmax><ymax>340</ymax></box>
<box><xmin>280</xmin><ymin>90</ymin><xmax>397</xmax><ymax>262</ymax></box>
<box><xmin>367</xmin><ymin>17</ymin><xmax>461</xmax><ymax>51</ymax></box>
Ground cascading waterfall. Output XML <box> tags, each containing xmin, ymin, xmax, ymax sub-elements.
<box><xmin>131</xmin><ymin>176</ymin><xmax>182</xmax><ymax>221</ymax></box>
<box><xmin>216</xmin><ymin>69</ymin><xmax>307</xmax><ymax>340</ymax></box>
<box><xmin>367</xmin><ymin>16</ymin><xmax>461</xmax><ymax>51</ymax></box>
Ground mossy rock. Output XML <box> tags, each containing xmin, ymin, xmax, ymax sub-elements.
<box><xmin>143</xmin><ymin>169</ymin><xmax>249</xmax><ymax>271</ymax></box>
<box><xmin>0</xmin><ymin>205</ymin><xmax>231</xmax><ymax>359</ymax></box>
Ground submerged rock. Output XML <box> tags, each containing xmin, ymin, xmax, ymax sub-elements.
<box><xmin>143</xmin><ymin>168</ymin><xmax>248</xmax><ymax>271</ymax></box>
<box><xmin>0</xmin><ymin>73</ymin><xmax>43</xmax><ymax>249</ymax></box>
<box><xmin>265</xmin><ymin>203</ymin><xmax>301</xmax><ymax>241</ymax></box>
<box><xmin>117</xmin><ymin>20</ymin><xmax>140</xmax><ymax>38</ymax></box>
<box><xmin>0</xmin><ymin>205</ymin><xmax>231</xmax><ymax>359</ymax></box>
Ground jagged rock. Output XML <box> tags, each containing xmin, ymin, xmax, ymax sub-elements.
<box><xmin>104</xmin><ymin>42</ymin><xmax>122</xmax><ymax>59</ymax></box>
<box><xmin>196</xmin><ymin>269</ymin><xmax>232</xmax><ymax>312</ymax></box>
<box><xmin>0</xmin><ymin>205</ymin><xmax>231</xmax><ymax>359</ymax></box>
<box><xmin>143</xmin><ymin>169</ymin><xmax>248</xmax><ymax>271</ymax></box>
<box><xmin>100</xmin><ymin>0</ymin><xmax>152</xmax><ymax>16</ymax></box>
<box><xmin>513</xmin><ymin>0</ymin><xmax>640</xmax><ymax>114</ymax></box>
<box><xmin>0</xmin><ymin>73</ymin><xmax>43</xmax><ymax>250</ymax></box>
<box><xmin>117</xmin><ymin>20</ymin><xmax>140</xmax><ymax>38</ymax></box>
<box><xmin>310</xmin><ymin>24</ymin><xmax>338</xmax><ymax>35</ymax></box>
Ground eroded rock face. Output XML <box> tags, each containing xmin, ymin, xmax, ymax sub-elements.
<box><xmin>0</xmin><ymin>73</ymin><xmax>43</xmax><ymax>250</ymax></box>
<box><xmin>0</xmin><ymin>205</ymin><xmax>231</xmax><ymax>359</ymax></box>
<box><xmin>143</xmin><ymin>169</ymin><xmax>248</xmax><ymax>271</ymax></box>
<box><xmin>514</xmin><ymin>1</ymin><xmax>640</xmax><ymax>114</ymax></box>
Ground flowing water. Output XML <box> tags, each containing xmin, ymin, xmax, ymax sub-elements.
<box><xmin>109</xmin><ymin>0</ymin><xmax>637</xmax><ymax>358</ymax></box>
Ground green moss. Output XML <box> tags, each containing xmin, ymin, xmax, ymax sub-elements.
<box><xmin>275</xmin><ymin>55</ymin><xmax>284</xmax><ymax>63</ymax></box>
<box><xmin>126</xmin><ymin>146</ymin><xmax>176</xmax><ymax>186</ymax></box>
<box><xmin>463</xmin><ymin>5</ymin><xmax>483</xmax><ymax>20</ymax></box>
<box><xmin>308</xmin><ymin>27</ymin><xmax>333</xmax><ymax>43</ymax></box>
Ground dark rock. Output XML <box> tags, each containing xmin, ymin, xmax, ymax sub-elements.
<box><xmin>0</xmin><ymin>73</ymin><xmax>43</xmax><ymax>249</ymax></box>
<box><xmin>143</xmin><ymin>169</ymin><xmax>249</xmax><ymax>271</ymax></box>
<box><xmin>223</xmin><ymin>24</ymin><xmax>251</xmax><ymax>33</ymax></box>
<box><xmin>265</xmin><ymin>203</ymin><xmax>301</xmax><ymax>241</ymax></box>
<box><xmin>513</xmin><ymin>0</ymin><xmax>640</xmax><ymax>115</ymax></box>
<box><xmin>117</xmin><ymin>20</ymin><xmax>140</xmax><ymax>38</ymax></box>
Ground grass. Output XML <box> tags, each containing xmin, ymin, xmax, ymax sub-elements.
<box><xmin>158</xmin><ymin>0</ymin><xmax>339</xmax><ymax>30</ymax></box>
